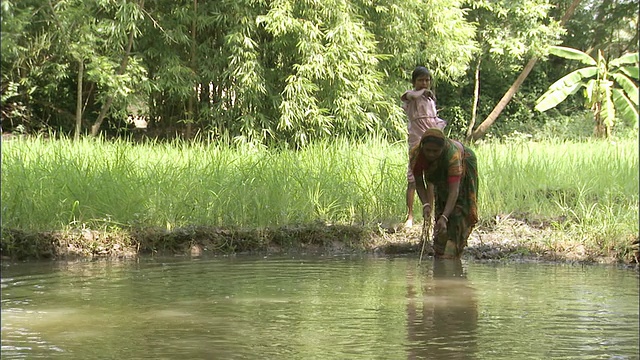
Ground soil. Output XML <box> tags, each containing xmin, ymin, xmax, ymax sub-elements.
<box><xmin>2</xmin><ymin>217</ymin><xmax>639</xmax><ymax>267</ymax></box>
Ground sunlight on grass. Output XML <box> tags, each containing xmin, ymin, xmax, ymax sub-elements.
<box><xmin>2</xmin><ymin>135</ymin><xmax>638</xmax><ymax>254</ymax></box>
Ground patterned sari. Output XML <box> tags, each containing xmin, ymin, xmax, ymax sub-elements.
<box><xmin>410</xmin><ymin>130</ymin><xmax>478</xmax><ymax>258</ymax></box>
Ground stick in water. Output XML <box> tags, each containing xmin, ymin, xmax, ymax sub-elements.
<box><xmin>419</xmin><ymin>217</ymin><xmax>431</xmax><ymax>265</ymax></box>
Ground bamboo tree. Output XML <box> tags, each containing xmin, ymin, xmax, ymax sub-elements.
<box><xmin>185</xmin><ymin>0</ymin><xmax>197</xmax><ymax>139</ymax></box>
<box><xmin>47</xmin><ymin>0</ymin><xmax>95</xmax><ymax>139</ymax></box>
<box><xmin>90</xmin><ymin>0</ymin><xmax>146</xmax><ymax>137</ymax></box>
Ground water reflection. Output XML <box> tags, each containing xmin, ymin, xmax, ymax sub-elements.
<box><xmin>1</xmin><ymin>257</ymin><xmax>638</xmax><ymax>359</ymax></box>
<box><xmin>406</xmin><ymin>259</ymin><xmax>478</xmax><ymax>360</ymax></box>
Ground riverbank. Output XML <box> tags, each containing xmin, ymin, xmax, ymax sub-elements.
<box><xmin>3</xmin><ymin>137</ymin><xmax>638</xmax><ymax>266</ymax></box>
<box><xmin>2</xmin><ymin>137</ymin><xmax>638</xmax><ymax>266</ymax></box>
<box><xmin>2</xmin><ymin>216</ymin><xmax>638</xmax><ymax>266</ymax></box>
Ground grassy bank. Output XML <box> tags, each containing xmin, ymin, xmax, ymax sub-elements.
<box><xmin>1</xmin><ymin>135</ymin><xmax>638</xmax><ymax>263</ymax></box>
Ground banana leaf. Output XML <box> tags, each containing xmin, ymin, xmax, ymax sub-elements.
<box><xmin>534</xmin><ymin>67</ymin><xmax>597</xmax><ymax>112</ymax></box>
<box><xmin>601</xmin><ymin>87</ymin><xmax>615</xmax><ymax>129</ymax></box>
<box><xmin>618</xmin><ymin>65</ymin><xmax>639</xmax><ymax>81</ymax></box>
<box><xmin>609</xmin><ymin>52</ymin><xmax>639</xmax><ymax>67</ymax></box>
<box><xmin>549</xmin><ymin>46</ymin><xmax>597</xmax><ymax>66</ymax></box>
<box><xmin>611</xmin><ymin>73</ymin><xmax>639</xmax><ymax>106</ymax></box>
<box><xmin>612</xmin><ymin>88</ymin><xmax>639</xmax><ymax>128</ymax></box>
<box><xmin>584</xmin><ymin>79</ymin><xmax>597</xmax><ymax>107</ymax></box>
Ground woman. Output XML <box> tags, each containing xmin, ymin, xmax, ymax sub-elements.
<box><xmin>410</xmin><ymin>128</ymin><xmax>478</xmax><ymax>258</ymax></box>
<box><xmin>401</xmin><ymin>66</ymin><xmax>446</xmax><ymax>228</ymax></box>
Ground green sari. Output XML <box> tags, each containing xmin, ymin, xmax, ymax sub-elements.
<box><xmin>411</xmin><ymin>137</ymin><xmax>478</xmax><ymax>258</ymax></box>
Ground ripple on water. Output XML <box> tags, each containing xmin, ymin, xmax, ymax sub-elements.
<box><xmin>0</xmin><ymin>256</ymin><xmax>638</xmax><ymax>359</ymax></box>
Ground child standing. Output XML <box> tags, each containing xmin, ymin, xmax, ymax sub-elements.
<box><xmin>402</xmin><ymin>66</ymin><xmax>446</xmax><ymax>228</ymax></box>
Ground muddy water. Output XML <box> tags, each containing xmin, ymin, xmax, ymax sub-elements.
<box><xmin>1</xmin><ymin>255</ymin><xmax>638</xmax><ymax>359</ymax></box>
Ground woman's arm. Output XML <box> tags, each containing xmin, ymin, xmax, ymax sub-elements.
<box><xmin>415</xmin><ymin>173</ymin><xmax>435</xmax><ymax>218</ymax></box>
<box><xmin>434</xmin><ymin>180</ymin><xmax>460</xmax><ymax>234</ymax></box>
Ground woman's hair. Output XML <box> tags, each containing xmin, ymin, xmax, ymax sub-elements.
<box><xmin>421</xmin><ymin>135</ymin><xmax>445</xmax><ymax>147</ymax></box>
<box><xmin>420</xmin><ymin>128</ymin><xmax>446</xmax><ymax>147</ymax></box>
<box><xmin>411</xmin><ymin>66</ymin><xmax>432</xmax><ymax>84</ymax></box>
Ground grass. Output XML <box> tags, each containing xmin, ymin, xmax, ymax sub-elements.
<box><xmin>1</xmin><ymin>136</ymin><xmax>406</xmax><ymax>229</ymax></box>
<box><xmin>478</xmin><ymin>138</ymin><xmax>638</xmax><ymax>254</ymax></box>
<box><xmin>1</xmin><ymin>134</ymin><xmax>638</xmax><ymax>261</ymax></box>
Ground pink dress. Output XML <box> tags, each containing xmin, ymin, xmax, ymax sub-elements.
<box><xmin>402</xmin><ymin>89</ymin><xmax>447</xmax><ymax>182</ymax></box>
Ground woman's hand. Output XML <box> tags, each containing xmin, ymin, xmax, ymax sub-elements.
<box><xmin>422</xmin><ymin>203</ymin><xmax>431</xmax><ymax>221</ymax></box>
<box><xmin>434</xmin><ymin>215</ymin><xmax>448</xmax><ymax>235</ymax></box>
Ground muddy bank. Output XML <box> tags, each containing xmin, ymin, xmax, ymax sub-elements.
<box><xmin>1</xmin><ymin>219</ymin><xmax>638</xmax><ymax>266</ymax></box>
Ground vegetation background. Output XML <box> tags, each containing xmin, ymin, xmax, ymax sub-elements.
<box><xmin>1</xmin><ymin>0</ymin><xmax>638</xmax><ymax>261</ymax></box>
<box><xmin>2</xmin><ymin>0</ymin><xmax>637</xmax><ymax>143</ymax></box>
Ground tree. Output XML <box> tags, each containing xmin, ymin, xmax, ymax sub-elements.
<box><xmin>1</xmin><ymin>0</ymin><xmax>148</xmax><ymax>137</ymax></box>
<box><xmin>467</xmin><ymin>0</ymin><xmax>582</xmax><ymax>142</ymax></box>
<box><xmin>462</xmin><ymin>0</ymin><xmax>566</xmax><ymax>141</ymax></box>
<box><xmin>574</xmin><ymin>0</ymin><xmax>639</xmax><ymax>57</ymax></box>
<box><xmin>534</xmin><ymin>46</ymin><xmax>639</xmax><ymax>137</ymax></box>
<box><xmin>2</xmin><ymin>0</ymin><xmax>478</xmax><ymax>144</ymax></box>
<box><xmin>139</xmin><ymin>0</ymin><xmax>477</xmax><ymax>146</ymax></box>
<box><xmin>89</xmin><ymin>0</ymin><xmax>147</xmax><ymax>136</ymax></box>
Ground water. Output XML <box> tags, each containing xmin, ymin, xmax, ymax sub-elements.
<box><xmin>1</xmin><ymin>255</ymin><xmax>638</xmax><ymax>359</ymax></box>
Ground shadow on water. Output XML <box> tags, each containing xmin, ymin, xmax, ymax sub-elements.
<box><xmin>406</xmin><ymin>259</ymin><xmax>478</xmax><ymax>359</ymax></box>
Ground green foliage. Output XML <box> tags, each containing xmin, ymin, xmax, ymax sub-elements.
<box><xmin>2</xmin><ymin>0</ymin><xmax>479</xmax><ymax>145</ymax></box>
<box><xmin>414</xmin><ymin>0</ymin><xmax>566</xmax><ymax>140</ymax></box>
<box><xmin>535</xmin><ymin>46</ymin><xmax>639</xmax><ymax>136</ymax></box>
<box><xmin>1</xmin><ymin>0</ymin><xmax>148</xmax><ymax>134</ymax></box>
<box><xmin>467</xmin><ymin>0</ymin><xmax>564</xmax><ymax>62</ymax></box>
<box><xmin>2</xmin><ymin>136</ymin><xmax>637</xmax><ymax>258</ymax></box>
<box><xmin>559</xmin><ymin>0</ymin><xmax>639</xmax><ymax>59</ymax></box>
<box><xmin>2</xmin><ymin>0</ymin><xmax>638</xmax><ymax>144</ymax></box>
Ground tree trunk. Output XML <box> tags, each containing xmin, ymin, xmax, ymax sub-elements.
<box><xmin>593</xmin><ymin>101</ymin><xmax>605</xmax><ymax>137</ymax></box>
<box><xmin>469</xmin><ymin>0</ymin><xmax>583</xmax><ymax>142</ymax></box>
<box><xmin>470</xmin><ymin>58</ymin><xmax>538</xmax><ymax>141</ymax></box>
<box><xmin>186</xmin><ymin>0</ymin><xmax>198</xmax><ymax>139</ymax></box>
<box><xmin>90</xmin><ymin>0</ymin><xmax>144</xmax><ymax>136</ymax></box>
<box><xmin>465</xmin><ymin>55</ymin><xmax>482</xmax><ymax>142</ymax></box>
<box><xmin>75</xmin><ymin>59</ymin><xmax>84</xmax><ymax>140</ymax></box>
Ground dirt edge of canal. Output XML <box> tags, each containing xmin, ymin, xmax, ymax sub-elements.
<box><xmin>2</xmin><ymin>217</ymin><xmax>639</xmax><ymax>267</ymax></box>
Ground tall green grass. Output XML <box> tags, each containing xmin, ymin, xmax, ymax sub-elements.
<box><xmin>1</xmin><ymin>136</ymin><xmax>407</xmax><ymax>230</ymax></box>
<box><xmin>2</xmin><ymin>135</ymin><xmax>638</xmax><ymax>249</ymax></box>
<box><xmin>478</xmin><ymin>138</ymin><xmax>638</xmax><ymax>250</ymax></box>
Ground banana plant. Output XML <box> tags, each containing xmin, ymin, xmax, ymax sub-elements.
<box><xmin>535</xmin><ymin>46</ymin><xmax>639</xmax><ymax>137</ymax></box>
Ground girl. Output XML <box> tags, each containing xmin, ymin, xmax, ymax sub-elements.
<box><xmin>402</xmin><ymin>66</ymin><xmax>446</xmax><ymax>228</ymax></box>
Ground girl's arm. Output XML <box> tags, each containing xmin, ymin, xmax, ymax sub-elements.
<box><xmin>424</xmin><ymin>89</ymin><xmax>436</xmax><ymax>101</ymax></box>
<box><xmin>401</xmin><ymin>89</ymin><xmax>427</xmax><ymax>101</ymax></box>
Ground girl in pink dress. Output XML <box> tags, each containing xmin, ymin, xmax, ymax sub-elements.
<box><xmin>402</xmin><ymin>66</ymin><xmax>446</xmax><ymax>228</ymax></box>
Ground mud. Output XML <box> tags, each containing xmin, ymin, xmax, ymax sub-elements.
<box><xmin>2</xmin><ymin>219</ymin><xmax>638</xmax><ymax>266</ymax></box>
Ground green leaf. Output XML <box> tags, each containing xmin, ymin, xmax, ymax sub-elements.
<box><xmin>601</xmin><ymin>88</ymin><xmax>615</xmax><ymax>129</ymax></box>
<box><xmin>534</xmin><ymin>67</ymin><xmax>597</xmax><ymax>112</ymax></box>
<box><xmin>618</xmin><ymin>65</ymin><xmax>639</xmax><ymax>80</ymax></box>
<box><xmin>535</xmin><ymin>81</ymin><xmax>582</xmax><ymax>112</ymax></box>
<box><xmin>611</xmin><ymin>73</ymin><xmax>639</xmax><ymax>106</ymax></box>
<box><xmin>609</xmin><ymin>52</ymin><xmax>639</xmax><ymax>67</ymax></box>
<box><xmin>549</xmin><ymin>46</ymin><xmax>597</xmax><ymax>66</ymax></box>
<box><xmin>584</xmin><ymin>79</ymin><xmax>597</xmax><ymax>106</ymax></box>
<box><xmin>612</xmin><ymin>88</ymin><xmax>639</xmax><ymax>128</ymax></box>
<box><xmin>549</xmin><ymin>67</ymin><xmax>598</xmax><ymax>91</ymax></box>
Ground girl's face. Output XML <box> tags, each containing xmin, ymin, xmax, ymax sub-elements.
<box><xmin>421</xmin><ymin>141</ymin><xmax>444</xmax><ymax>162</ymax></box>
<box><xmin>414</xmin><ymin>74</ymin><xmax>432</xmax><ymax>90</ymax></box>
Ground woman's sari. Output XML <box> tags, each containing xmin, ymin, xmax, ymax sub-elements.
<box><xmin>410</xmin><ymin>132</ymin><xmax>478</xmax><ymax>258</ymax></box>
